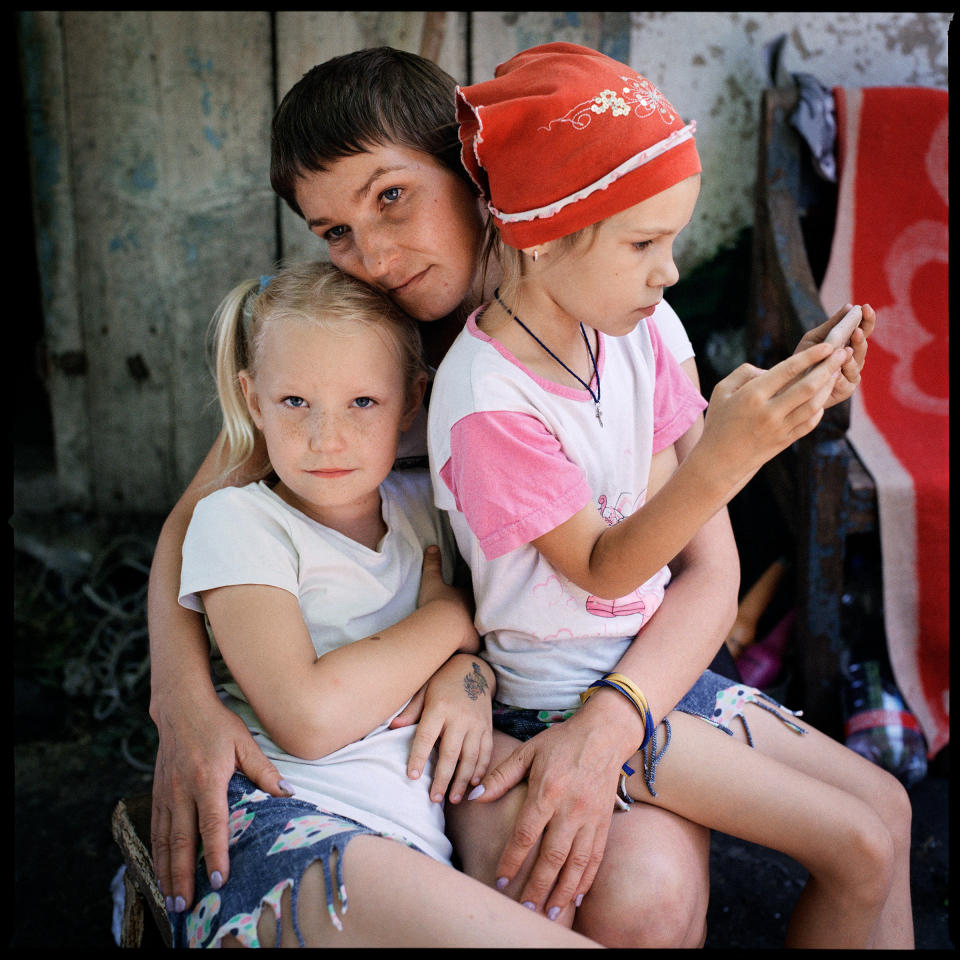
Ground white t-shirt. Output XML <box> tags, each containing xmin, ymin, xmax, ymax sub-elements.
<box><xmin>428</xmin><ymin>303</ymin><xmax>706</xmax><ymax>710</ymax></box>
<box><xmin>650</xmin><ymin>297</ymin><xmax>695</xmax><ymax>367</ymax></box>
<box><xmin>179</xmin><ymin>470</ymin><xmax>457</xmax><ymax>864</ymax></box>
<box><xmin>396</xmin><ymin>298</ymin><xmax>693</xmax><ymax>464</ymax></box>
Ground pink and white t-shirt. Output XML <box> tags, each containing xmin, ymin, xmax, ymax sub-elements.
<box><xmin>427</xmin><ymin>302</ymin><xmax>706</xmax><ymax>710</ymax></box>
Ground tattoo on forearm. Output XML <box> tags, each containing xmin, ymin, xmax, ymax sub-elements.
<box><xmin>463</xmin><ymin>662</ymin><xmax>489</xmax><ymax>701</ymax></box>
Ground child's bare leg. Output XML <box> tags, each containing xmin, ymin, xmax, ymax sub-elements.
<box><xmin>717</xmin><ymin>704</ymin><xmax>914</xmax><ymax>948</ymax></box>
<box><xmin>223</xmin><ymin>834</ymin><xmax>600</xmax><ymax>948</ymax></box>
<box><xmin>445</xmin><ymin>730</ymin><xmax>577</xmax><ymax>927</ymax></box>
<box><xmin>627</xmin><ymin>710</ymin><xmax>901</xmax><ymax>949</ymax></box>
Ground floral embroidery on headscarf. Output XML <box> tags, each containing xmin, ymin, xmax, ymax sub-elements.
<box><xmin>540</xmin><ymin>75</ymin><xmax>678</xmax><ymax>132</ymax></box>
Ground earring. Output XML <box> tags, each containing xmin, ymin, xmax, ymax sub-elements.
<box><xmin>532</xmin><ymin>249</ymin><xmax>539</xmax><ymax>263</ymax></box>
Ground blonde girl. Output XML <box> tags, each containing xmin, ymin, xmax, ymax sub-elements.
<box><xmin>428</xmin><ymin>43</ymin><xmax>912</xmax><ymax>948</ymax></box>
<box><xmin>172</xmin><ymin>260</ymin><xmax>599</xmax><ymax>947</ymax></box>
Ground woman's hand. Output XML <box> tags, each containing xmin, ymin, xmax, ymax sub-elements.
<box><xmin>468</xmin><ymin>692</ymin><xmax>643</xmax><ymax>917</ymax></box>
<box><xmin>794</xmin><ymin>302</ymin><xmax>876</xmax><ymax>408</ymax></box>
<box><xmin>150</xmin><ymin>693</ymin><xmax>289</xmax><ymax>910</ymax></box>
<box><xmin>390</xmin><ymin>653</ymin><xmax>495</xmax><ymax>805</ymax></box>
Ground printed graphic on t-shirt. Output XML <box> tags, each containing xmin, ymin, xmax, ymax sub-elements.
<box><xmin>587</xmin><ymin>489</ymin><xmax>668</xmax><ymax>622</ymax></box>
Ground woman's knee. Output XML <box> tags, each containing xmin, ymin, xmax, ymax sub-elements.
<box><xmin>576</xmin><ymin>842</ymin><xmax>708</xmax><ymax>948</ymax></box>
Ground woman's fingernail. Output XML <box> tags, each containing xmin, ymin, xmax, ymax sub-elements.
<box><xmin>575</xmin><ymin>893</ymin><xmax>584</xmax><ymax>907</ymax></box>
<box><xmin>522</xmin><ymin>901</ymin><xmax>536</xmax><ymax>911</ymax></box>
<box><xmin>174</xmin><ymin>896</ymin><xmax>186</xmax><ymax>913</ymax></box>
<box><xmin>467</xmin><ymin>784</ymin><xmax>485</xmax><ymax>800</ymax></box>
<box><xmin>548</xmin><ymin>905</ymin><xmax>561</xmax><ymax>921</ymax></box>
<box><xmin>165</xmin><ymin>896</ymin><xmax>174</xmax><ymax>913</ymax></box>
<box><xmin>210</xmin><ymin>870</ymin><xmax>223</xmax><ymax>891</ymax></box>
<box><xmin>450</xmin><ymin>792</ymin><xmax>461</xmax><ymax>804</ymax></box>
<box><xmin>278</xmin><ymin>779</ymin><xmax>295</xmax><ymax>795</ymax></box>
<box><xmin>496</xmin><ymin>876</ymin><xmax>509</xmax><ymax>891</ymax></box>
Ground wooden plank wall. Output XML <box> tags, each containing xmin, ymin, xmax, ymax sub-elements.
<box><xmin>18</xmin><ymin>11</ymin><xmax>462</xmax><ymax>511</ymax></box>
<box><xmin>18</xmin><ymin>10</ymin><xmax>628</xmax><ymax>512</ymax></box>
<box><xmin>19</xmin><ymin>11</ymin><xmax>947</xmax><ymax>511</ymax></box>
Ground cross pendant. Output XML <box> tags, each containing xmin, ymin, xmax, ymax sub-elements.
<box><xmin>595</xmin><ymin>404</ymin><xmax>603</xmax><ymax>427</ymax></box>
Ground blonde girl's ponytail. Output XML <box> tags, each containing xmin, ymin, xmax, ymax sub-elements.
<box><xmin>208</xmin><ymin>277</ymin><xmax>263</xmax><ymax>484</ymax></box>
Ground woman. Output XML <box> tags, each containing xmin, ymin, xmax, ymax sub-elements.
<box><xmin>148</xmin><ymin>46</ymin><xmax>865</xmax><ymax>947</ymax></box>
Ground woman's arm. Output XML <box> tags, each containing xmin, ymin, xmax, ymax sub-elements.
<box><xmin>476</xmin><ymin>490</ymin><xmax>739</xmax><ymax>917</ymax></box>
<box><xmin>148</xmin><ymin>430</ymin><xmax>283</xmax><ymax>911</ymax></box>
<box><xmin>200</xmin><ymin>546</ymin><xmax>479</xmax><ymax>761</ymax></box>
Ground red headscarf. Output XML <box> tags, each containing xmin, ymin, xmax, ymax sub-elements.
<box><xmin>457</xmin><ymin>42</ymin><xmax>701</xmax><ymax>248</ymax></box>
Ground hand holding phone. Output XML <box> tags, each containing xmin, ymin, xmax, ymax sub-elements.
<box><xmin>824</xmin><ymin>304</ymin><xmax>863</xmax><ymax>347</ymax></box>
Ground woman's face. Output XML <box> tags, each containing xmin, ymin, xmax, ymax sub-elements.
<box><xmin>294</xmin><ymin>143</ymin><xmax>485</xmax><ymax>322</ymax></box>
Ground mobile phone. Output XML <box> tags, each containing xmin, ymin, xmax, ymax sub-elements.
<box><xmin>824</xmin><ymin>304</ymin><xmax>862</xmax><ymax>347</ymax></box>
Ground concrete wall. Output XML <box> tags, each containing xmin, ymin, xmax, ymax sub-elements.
<box><xmin>17</xmin><ymin>11</ymin><xmax>950</xmax><ymax>511</ymax></box>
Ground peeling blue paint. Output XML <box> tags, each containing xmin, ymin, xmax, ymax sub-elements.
<box><xmin>180</xmin><ymin>239</ymin><xmax>199</xmax><ymax>264</ymax></box>
<box><xmin>109</xmin><ymin>231</ymin><xmax>142</xmax><ymax>253</ymax></box>
<box><xmin>599</xmin><ymin>13</ymin><xmax>631</xmax><ymax>65</ymax></box>
<box><xmin>130</xmin><ymin>156</ymin><xmax>158</xmax><ymax>191</ymax></box>
<box><xmin>186</xmin><ymin>47</ymin><xmax>214</xmax><ymax>76</ymax></box>
<box><xmin>18</xmin><ymin>14</ymin><xmax>63</xmax><ymax>195</ymax></box>
<box><xmin>203</xmin><ymin>126</ymin><xmax>224</xmax><ymax>149</ymax></box>
<box><xmin>201</xmin><ymin>89</ymin><xmax>212</xmax><ymax>116</ymax></box>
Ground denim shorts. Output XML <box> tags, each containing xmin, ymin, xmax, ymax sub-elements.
<box><xmin>171</xmin><ymin>773</ymin><xmax>425</xmax><ymax>947</ymax></box>
<box><xmin>492</xmin><ymin>669</ymin><xmax>806</xmax><ymax>798</ymax></box>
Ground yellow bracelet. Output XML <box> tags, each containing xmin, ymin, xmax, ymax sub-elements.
<box><xmin>603</xmin><ymin>672</ymin><xmax>651</xmax><ymax>717</ymax></box>
<box><xmin>580</xmin><ymin>673</ymin><xmax>647</xmax><ymax>719</ymax></box>
<box><xmin>581</xmin><ymin>673</ymin><xmax>655</xmax><ymax>751</ymax></box>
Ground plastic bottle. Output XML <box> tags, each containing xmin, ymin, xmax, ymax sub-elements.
<box><xmin>841</xmin><ymin>657</ymin><xmax>928</xmax><ymax>788</ymax></box>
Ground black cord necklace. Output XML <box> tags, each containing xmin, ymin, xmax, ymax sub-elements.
<box><xmin>493</xmin><ymin>288</ymin><xmax>603</xmax><ymax>427</ymax></box>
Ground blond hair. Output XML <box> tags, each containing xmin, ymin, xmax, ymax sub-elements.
<box><xmin>209</xmin><ymin>260</ymin><xmax>427</xmax><ymax>484</ymax></box>
<box><xmin>480</xmin><ymin>217</ymin><xmax>603</xmax><ymax>302</ymax></box>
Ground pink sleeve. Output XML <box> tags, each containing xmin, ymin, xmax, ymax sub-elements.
<box><xmin>648</xmin><ymin>318</ymin><xmax>708</xmax><ymax>453</ymax></box>
<box><xmin>438</xmin><ymin>411</ymin><xmax>593</xmax><ymax>560</ymax></box>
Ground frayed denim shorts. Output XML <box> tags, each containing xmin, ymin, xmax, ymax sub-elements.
<box><xmin>171</xmin><ymin>773</ymin><xmax>424</xmax><ymax>947</ymax></box>
<box><xmin>493</xmin><ymin>668</ymin><xmax>806</xmax><ymax>799</ymax></box>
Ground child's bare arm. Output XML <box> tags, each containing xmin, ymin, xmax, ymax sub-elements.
<box><xmin>200</xmin><ymin>547</ymin><xmax>478</xmax><ymax>761</ymax></box>
<box><xmin>534</xmin><ymin>341</ymin><xmax>849</xmax><ymax>599</ymax></box>
<box><xmin>390</xmin><ymin>653</ymin><xmax>496</xmax><ymax>804</ymax></box>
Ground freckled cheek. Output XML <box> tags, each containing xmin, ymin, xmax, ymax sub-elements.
<box><xmin>277</xmin><ymin>419</ymin><xmax>306</xmax><ymax>443</ymax></box>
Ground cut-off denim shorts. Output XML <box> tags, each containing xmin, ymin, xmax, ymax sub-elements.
<box><xmin>493</xmin><ymin>668</ymin><xmax>806</xmax><ymax>798</ymax></box>
<box><xmin>170</xmin><ymin>773</ymin><xmax>427</xmax><ymax>947</ymax></box>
